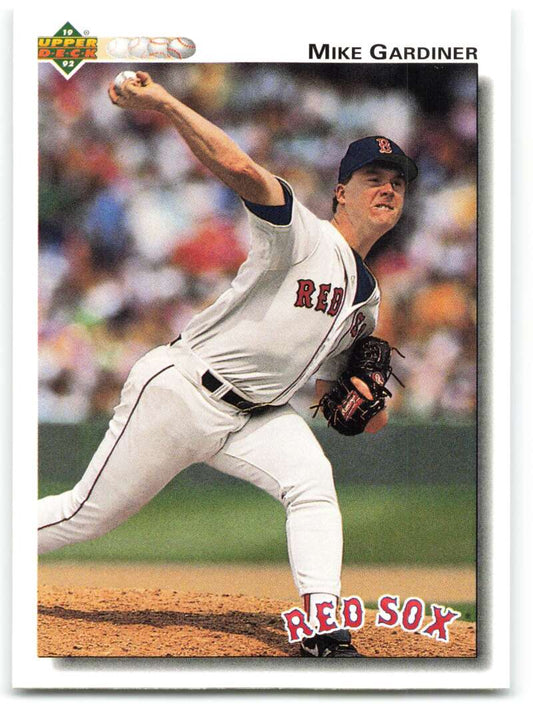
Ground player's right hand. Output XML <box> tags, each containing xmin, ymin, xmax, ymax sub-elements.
<box><xmin>108</xmin><ymin>71</ymin><xmax>173</xmax><ymax>112</ymax></box>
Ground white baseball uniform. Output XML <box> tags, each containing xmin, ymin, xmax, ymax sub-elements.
<box><xmin>38</xmin><ymin>179</ymin><xmax>380</xmax><ymax>599</ymax></box>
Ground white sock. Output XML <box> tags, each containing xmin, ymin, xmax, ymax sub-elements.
<box><xmin>304</xmin><ymin>593</ymin><xmax>339</xmax><ymax>633</ymax></box>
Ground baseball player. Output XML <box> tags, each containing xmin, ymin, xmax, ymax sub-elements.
<box><xmin>38</xmin><ymin>71</ymin><xmax>417</xmax><ymax>658</ymax></box>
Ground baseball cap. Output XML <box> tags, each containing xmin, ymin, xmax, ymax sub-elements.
<box><xmin>338</xmin><ymin>136</ymin><xmax>418</xmax><ymax>183</ymax></box>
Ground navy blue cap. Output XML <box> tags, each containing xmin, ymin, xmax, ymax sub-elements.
<box><xmin>338</xmin><ymin>136</ymin><xmax>418</xmax><ymax>183</ymax></box>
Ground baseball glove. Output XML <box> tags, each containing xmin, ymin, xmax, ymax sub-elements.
<box><xmin>313</xmin><ymin>336</ymin><xmax>404</xmax><ymax>436</ymax></box>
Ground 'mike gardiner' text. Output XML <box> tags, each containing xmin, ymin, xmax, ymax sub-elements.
<box><xmin>309</xmin><ymin>44</ymin><xmax>478</xmax><ymax>60</ymax></box>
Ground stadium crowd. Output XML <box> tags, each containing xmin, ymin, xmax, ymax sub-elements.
<box><xmin>38</xmin><ymin>63</ymin><xmax>477</xmax><ymax>423</ymax></box>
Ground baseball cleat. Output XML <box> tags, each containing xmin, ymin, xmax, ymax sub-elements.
<box><xmin>300</xmin><ymin>629</ymin><xmax>364</xmax><ymax>658</ymax></box>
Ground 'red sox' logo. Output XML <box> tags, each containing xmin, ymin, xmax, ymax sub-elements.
<box><xmin>294</xmin><ymin>279</ymin><xmax>344</xmax><ymax>316</ymax></box>
<box><xmin>376</xmin><ymin>137</ymin><xmax>393</xmax><ymax>154</ymax></box>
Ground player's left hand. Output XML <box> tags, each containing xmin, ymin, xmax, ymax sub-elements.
<box><xmin>313</xmin><ymin>336</ymin><xmax>403</xmax><ymax>436</ymax></box>
<box><xmin>108</xmin><ymin>71</ymin><xmax>174</xmax><ymax>112</ymax></box>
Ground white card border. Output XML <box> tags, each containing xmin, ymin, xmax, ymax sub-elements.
<box><xmin>12</xmin><ymin>4</ymin><xmax>511</xmax><ymax>691</ymax></box>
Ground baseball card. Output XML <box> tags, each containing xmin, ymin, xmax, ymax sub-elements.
<box><xmin>11</xmin><ymin>5</ymin><xmax>513</xmax><ymax>693</ymax></box>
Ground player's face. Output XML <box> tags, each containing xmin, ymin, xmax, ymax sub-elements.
<box><xmin>339</xmin><ymin>164</ymin><xmax>406</xmax><ymax>234</ymax></box>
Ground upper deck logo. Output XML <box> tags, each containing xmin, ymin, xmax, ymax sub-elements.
<box><xmin>38</xmin><ymin>22</ymin><xmax>97</xmax><ymax>78</ymax></box>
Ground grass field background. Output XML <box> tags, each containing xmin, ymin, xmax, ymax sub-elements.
<box><xmin>39</xmin><ymin>476</ymin><xmax>476</xmax><ymax>565</ymax></box>
<box><xmin>38</xmin><ymin>423</ymin><xmax>477</xmax><ymax>621</ymax></box>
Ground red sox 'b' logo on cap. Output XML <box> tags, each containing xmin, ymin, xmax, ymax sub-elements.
<box><xmin>376</xmin><ymin>137</ymin><xmax>393</xmax><ymax>154</ymax></box>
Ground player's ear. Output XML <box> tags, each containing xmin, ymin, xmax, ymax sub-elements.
<box><xmin>334</xmin><ymin>183</ymin><xmax>346</xmax><ymax>207</ymax></box>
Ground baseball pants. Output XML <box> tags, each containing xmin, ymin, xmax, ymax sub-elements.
<box><xmin>38</xmin><ymin>343</ymin><xmax>343</xmax><ymax>597</ymax></box>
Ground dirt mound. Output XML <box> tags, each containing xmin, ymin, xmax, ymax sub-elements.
<box><xmin>38</xmin><ymin>585</ymin><xmax>476</xmax><ymax>658</ymax></box>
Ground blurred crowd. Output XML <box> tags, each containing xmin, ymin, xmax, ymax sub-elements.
<box><xmin>38</xmin><ymin>62</ymin><xmax>477</xmax><ymax>423</ymax></box>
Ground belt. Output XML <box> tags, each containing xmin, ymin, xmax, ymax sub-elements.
<box><xmin>201</xmin><ymin>371</ymin><xmax>269</xmax><ymax>413</ymax></box>
<box><xmin>171</xmin><ymin>333</ymin><xmax>271</xmax><ymax>414</ymax></box>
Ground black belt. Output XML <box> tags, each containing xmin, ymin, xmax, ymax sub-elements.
<box><xmin>172</xmin><ymin>334</ymin><xmax>270</xmax><ymax>414</ymax></box>
<box><xmin>201</xmin><ymin>371</ymin><xmax>269</xmax><ymax>413</ymax></box>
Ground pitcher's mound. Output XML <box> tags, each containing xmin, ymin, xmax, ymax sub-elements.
<box><xmin>38</xmin><ymin>586</ymin><xmax>475</xmax><ymax>658</ymax></box>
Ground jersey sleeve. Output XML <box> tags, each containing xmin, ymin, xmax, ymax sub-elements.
<box><xmin>242</xmin><ymin>178</ymin><xmax>322</xmax><ymax>269</ymax></box>
<box><xmin>243</xmin><ymin>179</ymin><xmax>293</xmax><ymax>225</ymax></box>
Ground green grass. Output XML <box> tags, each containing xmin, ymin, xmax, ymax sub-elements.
<box><xmin>39</xmin><ymin>478</ymin><xmax>476</xmax><ymax>565</ymax></box>
<box><xmin>446</xmin><ymin>602</ymin><xmax>476</xmax><ymax>622</ymax></box>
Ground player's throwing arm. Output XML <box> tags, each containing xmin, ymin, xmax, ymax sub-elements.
<box><xmin>109</xmin><ymin>71</ymin><xmax>284</xmax><ymax>205</ymax></box>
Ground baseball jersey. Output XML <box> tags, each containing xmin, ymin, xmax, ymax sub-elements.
<box><xmin>180</xmin><ymin>180</ymin><xmax>381</xmax><ymax>405</ymax></box>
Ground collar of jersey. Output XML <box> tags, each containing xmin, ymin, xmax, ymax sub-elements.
<box><xmin>352</xmin><ymin>250</ymin><xmax>377</xmax><ymax>305</ymax></box>
<box><xmin>325</xmin><ymin>220</ymin><xmax>378</xmax><ymax>307</ymax></box>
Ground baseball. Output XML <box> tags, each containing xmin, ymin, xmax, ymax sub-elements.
<box><xmin>148</xmin><ymin>37</ymin><xmax>169</xmax><ymax>59</ymax></box>
<box><xmin>167</xmin><ymin>37</ymin><xmax>196</xmax><ymax>59</ymax></box>
<box><xmin>113</xmin><ymin>71</ymin><xmax>138</xmax><ymax>93</ymax></box>
<box><xmin>107</xmin><ymin>37</ymin><xmax>131</xmax><ymax>59</ymax></box>
<box><xmin>128</xmin><ymin>37</ymin><xmax>151</xmax><ymax>59</ymax></box>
